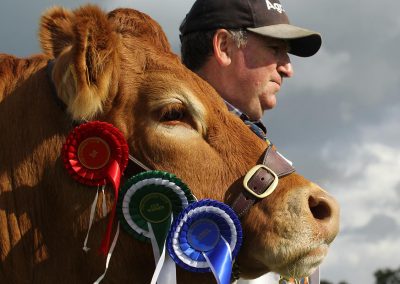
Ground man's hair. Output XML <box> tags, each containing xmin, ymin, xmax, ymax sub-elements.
<box><xmin>180</xmin><ymin>29</ymin><xmax>247</xmax><ymax>71</ymax></box>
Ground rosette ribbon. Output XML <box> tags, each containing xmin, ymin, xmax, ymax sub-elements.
<box><xmin>167</xmin><ymin>199</ymin><xmax>242</xmax><ymax>284</ymax></box>
<box><xmin>62</xmin><ymin>121</ymin><xmax>129</xmax><ymax>255</ymax></box>
<box><xmin>117</xmin><ymin>171</ymin><xmax>196</xmax><ymax>284</ymax></box>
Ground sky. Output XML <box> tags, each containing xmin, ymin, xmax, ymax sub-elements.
<box><xmin>1</xmin><ymin>1</ymin><xmax>399</xmax><ymax>283</ymax></box>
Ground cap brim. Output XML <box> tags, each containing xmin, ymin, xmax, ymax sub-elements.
<box><xmin>247</xmin><ymin>24</ymin><xmax>321</xmax><ymax>57</ymax></box>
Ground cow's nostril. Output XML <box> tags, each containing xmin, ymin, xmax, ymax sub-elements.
<box><xmin>309</xmin><ymin>195</ymin><xmax>331</xmax><ymax>221</ymax></box>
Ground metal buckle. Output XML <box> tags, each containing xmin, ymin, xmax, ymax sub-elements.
<box><xmin>243</xmin><ymin>165</ymin><xmax>278</xmax><ymax>199</ymax></box>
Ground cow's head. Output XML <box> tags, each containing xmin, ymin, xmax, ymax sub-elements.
<box><xmin>2</xmin><ymin>5</ymin><xmax>339</xmax><ymax>282</ymax></box>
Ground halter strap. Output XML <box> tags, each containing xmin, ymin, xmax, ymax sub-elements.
<box><xmin>229</xmin><ymin>145</ymin><xmax>295</xmax><ymax>217</ymax></box>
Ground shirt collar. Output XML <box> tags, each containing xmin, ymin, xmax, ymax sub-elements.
<box><xmin>224</xmin><ymin>100</ymin><xmax>243</xmax><ymax>118</ymax></box>
<box><xmin>224</xmin><ymin>100</ymin><xmax>268</xmax><ymax>135</ymax></box>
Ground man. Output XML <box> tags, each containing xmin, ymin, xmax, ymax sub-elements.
<box><xmin>180</xmin><ymin>0</ymin><xmax>321</xmax><ymax>136</ymax></box>
<box><xmin>179</xmin><ymin>0</ymin><xmax>322</xmax><ymax>283</ymax></box>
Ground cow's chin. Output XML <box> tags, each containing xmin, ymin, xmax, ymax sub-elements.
<box><xmin>239</xmin><ymin>243</ymin><xmax>328</xmax><ymax>279</ymax></box>
<box><xmin>273</xmin><ymin>244</ymin><xmax>328</xmax><ymax>278</ymax></box>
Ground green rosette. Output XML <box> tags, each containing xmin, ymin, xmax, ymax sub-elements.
<box><xmin>117</xmin><ymin>171</ymin><xmax>195</xmax><ymax>249</ymax></box>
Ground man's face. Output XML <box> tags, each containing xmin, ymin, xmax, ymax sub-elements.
<box><xmin>226</xmin><ymin>33</ymin><xmax>293</xmax><ymax>120</ymax></box>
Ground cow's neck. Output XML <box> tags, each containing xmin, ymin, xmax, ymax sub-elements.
<box><xmin>46</xmin><ymin>60</ymin><xmax>68</xmax><ymax>112</ymax></box>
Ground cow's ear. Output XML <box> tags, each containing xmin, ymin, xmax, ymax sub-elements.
<box><xmin>44</xmin><ymin>5</ymin><xmax>118</xmax><ymax>120</ymax></box>
<box><xmin>40</xmin><ymin>6</ymin><xmax>74</xmax><ymax>58</ymax></box>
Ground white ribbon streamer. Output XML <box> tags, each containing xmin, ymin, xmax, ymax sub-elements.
<box><xmin>151</xmin><ymin>240</ymin><xmax>177</xmax><ymax>284</ymax></box>
<box><xmin>93</xmin><ymin>222</ymin><xmax>120</xmax><ymax>284</ymax></box>
<box><xmin>148</xmin><ymin>222</ymin><xmax>161</xmax><ymax>264</ymax></box>
<box><xmin>149</xmin><ymin>219</ymin><xmax>177</xmax><ymax>284</ymax></box>
<box><xmin>83</xmin><ymin>187</ymin><xmax>100</xmax><ymax>252</ymax></box>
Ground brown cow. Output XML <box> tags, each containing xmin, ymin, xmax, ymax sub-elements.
<box><xmin>0</xmin><ymin>5</ymin><xmax>339</xmax><ymax>284</ymax></box>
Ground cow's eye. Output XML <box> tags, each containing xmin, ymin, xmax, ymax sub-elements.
<box><xmin>162</xmin><ymin>109</ymin><xmax>184</xmax><ymax>121</ymax></box>
<box><xmin>160</xmin><ymin>104</ymin><xmax>185</xmax><ymax>122</ymax></box>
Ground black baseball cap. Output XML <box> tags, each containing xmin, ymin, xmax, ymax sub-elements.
<box><xmin>180</xmin><ymin>0</ymin><xmax>321</xmax><ymax>57</ymax></box>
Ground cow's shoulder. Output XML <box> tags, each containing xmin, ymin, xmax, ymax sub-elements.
<box><xmin>0</xmin><ymin>54</ymin><xmax>48</xmax><ymax>102</ymax></box>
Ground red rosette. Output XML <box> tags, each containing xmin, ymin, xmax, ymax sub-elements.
<box><xmin>62</xmin><ymin>121</ymin><xmax>129</xmax><ymax>255</ymax></box>
<box><xmin>62</xmin><ymin>121</ymin><xmax>128</xmax><ymax>187</ymax></box>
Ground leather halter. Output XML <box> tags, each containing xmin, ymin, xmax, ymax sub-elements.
<box><xmin>230</xmin><ymin>145</ymin><xmax>295</xmax><ymax>217</ymax></box>
<box><xmin>229</xmin><ymin>145</ymin><xmax>295</xmax><ymax>282</ymax></box>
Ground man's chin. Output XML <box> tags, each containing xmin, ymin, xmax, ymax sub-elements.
<box><xmin>260</xmin><ymin>96</ymin><xmax>277</xmax><ymax>112</ymax></box>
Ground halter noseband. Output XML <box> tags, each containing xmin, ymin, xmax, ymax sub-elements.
<box><xmin>230</xmin><ymin>144</ymin><xmax>295</xmax><ymax>217</ymax></box>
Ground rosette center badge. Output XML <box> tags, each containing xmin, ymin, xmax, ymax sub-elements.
<box><xmin>77</xmin><ymin>137</ymin><xmax>111</xmax><ymax>170</ymax></box>
<box><xmin>139</xmin><ymin>192</ymin><xmax>173</xmax><ymax>224</ymax></box>
<box><xmin>188</xmin><ymin>219</ymin><xmax>220</xmax><ymax>252</ymax></box>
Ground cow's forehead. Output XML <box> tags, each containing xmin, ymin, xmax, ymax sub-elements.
<box><xmin>129</xmin><ymin>55</ymin><xmax>228</xmax><ymax>111</ymax></box>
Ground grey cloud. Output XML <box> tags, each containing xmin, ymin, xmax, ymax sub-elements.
<box><xmin>276</xmin><ymin>0</ymin><xmax>400</xmax><ymax>132</ymax></box>
<box><xmin>0</xmin><ymin>0</ymin><xmax>187</xmax><ymax>56</ymax></box>
<box><xmin>263</xmin><ymin>83</ymin><xmax>371</xmax><ymax>186</ymax></box>
<box><xmin>390</xmin><ymin>182</ymin><xmax>400</xmax><ymax>208</ymax></box>
<box><xmin>342</xmin><ymin>214</ymin><xmax>400</xmax><ymax>242</ymax></box>
<box><xmin>396</xmin><ymin>182</ymin><xmax>400</xmax><ymax>198</ymax></box>
<box><xmin>285</xmin><ymin>0</ymin><xmax>400</xmax><ymax>52</ymax></box>
<box><xmin>1</xmin><ymin>1</ymin><xmax>43</xmax><ymax>56</ymax></box>
<box><xmin>358</xmin><ymin>105</ymin><xmax>400</xmax><ymax>149</ymax></box>
<box><xmin>0</xmin><ymin>0</ymin><xmax>98</xmax><ymax>57</ymax></box>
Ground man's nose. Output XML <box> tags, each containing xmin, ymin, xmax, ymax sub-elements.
<box><xmin>278</xmin><ymin>54</ymin><xmax>294</xmax><ymax>78</ymax></box>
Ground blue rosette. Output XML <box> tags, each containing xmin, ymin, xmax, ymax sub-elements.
<box><xmin>167</xmin><ymin>199</ymin><xmax>242</xmax><ymax>284</ymax></box>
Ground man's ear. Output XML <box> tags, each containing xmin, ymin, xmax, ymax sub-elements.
<box><xmin>212</xmin><ymin>29</ymin><xmax>234</xmax><ymax>67</ymax></box>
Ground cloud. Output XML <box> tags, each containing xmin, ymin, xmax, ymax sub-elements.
<box><xmin>322</xmin><ymin>235</ymin><xmax>400</xmax><ymax>284</ymax></box>
<box><xmin>0</xmin><ymin>0</ymin><xmax>191</xmax><ymax>56</ymax></box>
<box><xmin>342</xmin><ymin>214</ymin><xmax>400</xmax><ymax>242</ymax></box>
<box><xmin>359</xmin><ymin>105</ymin><xmax>400</xmax><ymax>149</ymax></box>
<box><xmin>396</xmin><ymin>182</ymin><xmax>400</xmax><ymax>199</ymax></box>
<box><xmin>289</xmin><ymin>49</ymin><xmax>351</xmax><ymax>91</ymax></box>
<box><xmin>320</xmin><ymin>140</ymin><xmax>400</xmax><ymax>226</ymax></box>
<box><xmin>316</xmin><ymin>109</ymin><xmax>400</xmax><ymax>283</ymax></box>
